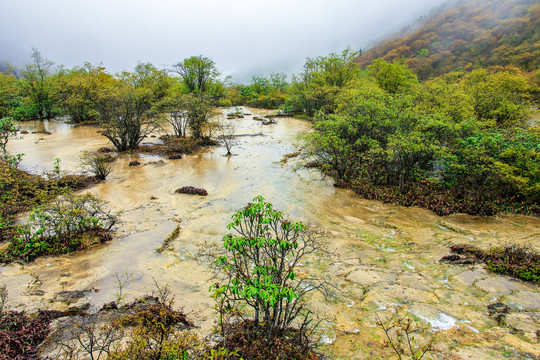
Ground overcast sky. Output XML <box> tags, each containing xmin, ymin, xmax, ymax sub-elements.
<box><xmin>1</xmin><ymin>0</ymin><xmax>445</xmax><ymax>82</ymax></box>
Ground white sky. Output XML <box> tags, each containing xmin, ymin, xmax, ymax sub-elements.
<box><xmin>1</xmin><ymin>0</ymin><xmax>445</xmax><ymax>82</ymax></box>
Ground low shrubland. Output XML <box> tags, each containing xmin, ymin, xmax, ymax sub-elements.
<box><xmin>0</xmin><ymin>192</ymin><xmax>118</xmax><ymax>263</ymax></box>
<box><xmin>0</xmin><ymin>161</ymin><xmax>99</xmax><ymax>243</ymax></box>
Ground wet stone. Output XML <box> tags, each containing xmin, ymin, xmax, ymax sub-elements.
<box><xmin>453</xmin><ymin>269</ymin><xmax>487</xmax><ymax>286</ymax></box>
<box><xmin>474</xmin><ymin>277</ymin><xmax>526</xmax><ymax>296</ymax></box>
<box><xmin>506</xmin><ymin>291</ymin><xmax>540</xmax><ymax>310</ymax></box>
<box><xmin>440</xmin><ymin>254</ymin><xmax>476</xmax><ymax>265</ymax></box>
<box><xmin>503</xmin><ymin>334</ymin><xmax>540</xmax><ymax>358</ymax></box>
<box><xmin>447</xmin><ymin>346</ymin><xmax>511</xmax><ymax>360</ymax></box>
<box><xmin>53</xmin><ymin>290</ymin><xmax>87</xmax><ymax>304</ymax></box>
<box><xmin>68</xmin><ymin>301</ymin><xmax>91</xmax><ymax>312</ymax></box>
<box><xmin>362</xmin><ymin>284</ymin><xmax>439</xmax><ymax>306</ymax></box>
<box><xmin>346</xmin><ymin>269</ymin><xmax>398</xmax><ymax>285</ymax></box>
<box><xmin>175</xmin><ymin>186</ymin><xmax>208</xmax><ymax>196</ymax></box>
<box><xmin>505</xmin><ymin>313</ymin><xmax>540</xmax><ymax>342</ymax></box>
<box><xmin>437</xmin><ymin>288</ymin><xmax>485</xmax><ymax>308</ymax></box>
<box><xmin>396</xmin><ymin>273</ymin><xmax>432</xmax><ymax>292</ymax></box>
<box><xmin>28</xmin><ymin>290</ymin><xmax>45</xmax><ymax>296</ymax></box>
<box><xmin>409</xmin><ymin>304</ymin><xmax>461</xmax><ymax>331</ymax></box>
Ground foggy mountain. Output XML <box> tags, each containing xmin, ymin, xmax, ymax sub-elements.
<box><xmin>356</xmin><ymin>0</ymin><xmax>539</xmax><ymax>79</ymax></box>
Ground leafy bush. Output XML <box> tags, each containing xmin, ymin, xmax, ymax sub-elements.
<box><xmin>1</xmin><ymin>193</ymin><xmax>118</xmax><ymax>262</ymax></box>
<box><xmin>0</xmin><ymin>161</ymin><xmax>98</xmax><ymax>242</ymax></box>
<box><xmin>0</xmin><ymin>117</ymin><xmax>17</xmax><ymax>157</ymax></box>
<box><xmin>484</xmin><ymin>245</ymin><xmax>540</xmax><ymax>283</ymax></box>
<box><xmin>206</xmin><ymin>196</ymin><xmax>327</xmax><ymax>358</ymax></box>
<box><xmin>300</xmin><ymin>63</ymin><xmax>539</xmax><ymax>216</ymax></box>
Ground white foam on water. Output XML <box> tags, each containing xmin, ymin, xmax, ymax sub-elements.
<box><xmin>414</xmin><ymin>312</ymin><xmax>459</xmax><ymax>331</ymax></box>
<box><xmin>467</xmin><ymin>325</ymin><xmax>480</xmax><ymax>333</ymax></box>
<box><xmin>437</xmin><ymin>224</ymin><xmax>450</xmax><ymax>231</ymax></box>
<box><xmin>374</xmin><ymin>300</ymin><xmax>386</xmax><ymax>310</ymax></box>
<box><xmin>320</xmin><ymin>335</ymin><xmax>336</xmax><ymax>344</ymax></box>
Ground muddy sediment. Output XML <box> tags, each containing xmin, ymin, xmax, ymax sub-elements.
<box><xmin>2</xmin><ymin>108</ymin><xmax>539</xmax><ymax>359</ymax></box>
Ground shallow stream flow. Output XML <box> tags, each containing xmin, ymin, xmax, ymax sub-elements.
<box><xmin>2</xmin><ymin>109</ymin><xmax>540</xmax><ymax>359</ymax></box>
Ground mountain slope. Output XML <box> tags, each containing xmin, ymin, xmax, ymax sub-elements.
<box><xmin>356</xmin><ymin>0</ymin><xmax>539</xmax><ymax>79</ymax></box>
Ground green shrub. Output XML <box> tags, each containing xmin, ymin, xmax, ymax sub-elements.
<box><xmin>449</xmin><ymin>243</ymin><xmax>540</xmax><ymax>283</ymax></box>
<box><xmin>1</xmin><ymin>193</ymin><xmax>118</xmax><ymax>262</ymax></box>
<box><xmin>484</xmin><ymin>245</ymin><xmax>540</xmax><ymax>283</ymax></box>
<box><xmin>0</xmin><ymin>117</ymin><xmax>17</xmax><ymax>157</ymax></box>
<box><xmin>80</xmin><ymin>151</ymin><xmax>114</xmax><ymax>180</ymax></box>
<box><xmin>206</xmin><ymin>196</ymin><xmax>327</xmax><ymax>358</ymax></box>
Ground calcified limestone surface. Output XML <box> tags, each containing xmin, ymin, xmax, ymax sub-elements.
<box><xmin>2</xmin><ymin>109</ymin><xmax>539</xmax><ymax>359</ymax></box>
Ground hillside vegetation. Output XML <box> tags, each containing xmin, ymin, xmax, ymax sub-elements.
<box><xmin>356</xmin><ymin>0</ymin><xmax>540</xmax><ymax>80</ymax></box>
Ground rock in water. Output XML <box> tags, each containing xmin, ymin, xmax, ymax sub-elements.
<box><xmin>175</xmin><ymin>186</ymin><xmax>208</xmax><ymax>196</ymax></box>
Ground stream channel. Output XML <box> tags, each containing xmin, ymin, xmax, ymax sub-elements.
<box><xmin>2</xmin><ymin>108</ymin><xmax>540</xmax><ymax>359</ymax></box>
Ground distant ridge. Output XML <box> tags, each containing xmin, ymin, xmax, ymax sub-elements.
<box><xmin>356</xmin><ymin>0</ymin><xmax>539</xmax><ymax>79</ymax></box>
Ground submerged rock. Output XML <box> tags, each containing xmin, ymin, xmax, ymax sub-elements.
<box><xmin>97</xmin><ymin>147</ymin><xmax>114</xmax><ymax>153</ymax></box>
<box><xmin>175</xmin><ymin>186</ymin><xmax>208</xmax><ymax>196</ymax></box>
<box><xmin>168</xmin><ymin>153</ymin><xmax>182</xmax><ymax>160</ymax></box>
<box><xmin>487</xmin><ymin>302</ymin><xmax>510</xmax><ymax>324</ymax></box>
<box><xmin>53</xmin><ymin>290</ymin><xmax>87</xmax><ymax>304</ymax></box>
<box><xmin>128</xmin><ymin>160</ymin><xmax>140</xmax><ymax>166</ymax></box>
<box><xmin>506</xmin><ymin>291</ymin><xmax>540</xmax><ymax>310</ymax></box>
<box><xmin>440</xmin><ymin>254</ymin><xmax>476</xmax><ymax>265</ymax></box>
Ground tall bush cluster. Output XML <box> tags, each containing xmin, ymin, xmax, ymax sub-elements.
<box><xmin>301</xmin><ymin>61</ymin><xmax>539</xmax><ymax>215</ymax></box>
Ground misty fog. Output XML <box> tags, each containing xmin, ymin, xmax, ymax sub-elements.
<box><xmin>1</xmin><ymin>0</ymin><xmax>445</xmax><ymax>82</ymax></box>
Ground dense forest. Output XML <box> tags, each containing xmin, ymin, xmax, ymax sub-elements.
<box><xmin>355</xmin><ymin>0</ymin><xmax>540</xmax><ymax>80</ymax></box>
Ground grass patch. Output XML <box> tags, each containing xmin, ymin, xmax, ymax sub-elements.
<box><xmin>138</xmin><ymin>135</ymin><xmax>217</xmax><ymax>157</ymax></box>
<box><xmin>449</xmin><ymin>244</ymin><xmax>540</xmax><ymax>283</ymax></box>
